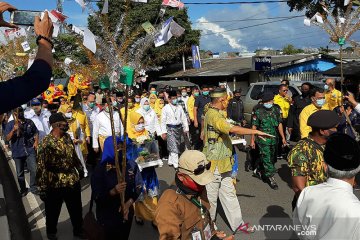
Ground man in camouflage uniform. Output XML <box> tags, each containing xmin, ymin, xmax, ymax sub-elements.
<box><xmin>250</xmin><ymin>92</ymin><xmax>287</xmax><ymax>190</ymax></box>
<box><xmin>288</xmin><ymin>110</ymin><xmax>340</xmax><ymax>210</ymax></box>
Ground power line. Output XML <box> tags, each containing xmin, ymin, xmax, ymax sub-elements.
<box><xmin>201</xmin><ymin>16</ymin><xmax>303</xmax><ymax>36</ymax></box>
<box><xmin>196</xmin><ymin>15</ymin><xmax>303</xmax><ymax>23</ymax></box>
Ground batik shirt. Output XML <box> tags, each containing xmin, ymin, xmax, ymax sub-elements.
<box><xmin>36</xmin><ymin>133</ymin><xmax>83</xmax><ymax>192</ymax></box>
<box><xmin>288</xmin><ymin>137</ymin><xmax>327</xmax><ymax>187</ymax></box>
<box><xmin>252</xmin><ymin>105</ymin><xmax>281</xmax><ymax>145</ymax></box>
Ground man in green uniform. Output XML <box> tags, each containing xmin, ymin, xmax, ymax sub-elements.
<box><xmin>203</xmin><ymin>88</ymin><xmax>272</xmax><ymax>232</ymax></box>
<box><xmin>288</xmin><ymin>110</ymin><xmax>340</xmax><ymax>210</ymax></box>
<box><xmin>250</xmin><ymin>92</ymin><xmax>287</xmax><ymax>190</ymax></box>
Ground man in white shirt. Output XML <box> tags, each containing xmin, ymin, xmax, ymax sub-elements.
<box><xmin>161</xmin><ymin>91</ymin><xmax>189</xmax><ymax>169</ymax></box>
<box><xmin>25</xmin><ymin>98</ymin><xmax>47</xmax><ymax>141</ymax></box>
<box><xmin>40</xmin><ymin>100</ymin><xmax>51</xmax><ymax>136</ymax></box>
<box><xmin>294</xmin><ymin>133</ymin><xmax>360</xmax><ymax>240</ymax></box>
<box><xmin>180</xmin><ymin>88</ymin><xmax>189</xmax><ymax>111</ymax></box>
<box><xmin>92</xmin><ymin>103</ymin><xmax>124</xmax><ymax>153</ymax></box>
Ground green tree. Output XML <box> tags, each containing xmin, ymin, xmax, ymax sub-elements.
<box><xmin>282</xmin><ymin>44</ymin><xmax>301</xmax><ymax>55</ymax></box>
<box><xmin>53</xmin><ymin>34</ymin><xmax>90</xmax><ymax>65</ymax></box>
<box><xmin>287</xmin><ymin>0</ymin><xmax>360</xmax><ymax>18</ymax></box>
<box><xmin>87</xmin><ymin>0</ymin><xmax>200</xmax><ymax>67</ymax></box>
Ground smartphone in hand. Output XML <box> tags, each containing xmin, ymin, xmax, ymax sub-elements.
<box><xmin>10</xmin><ymin>10</ymin><xmax>42</xmax><ymax>26</ymax></box>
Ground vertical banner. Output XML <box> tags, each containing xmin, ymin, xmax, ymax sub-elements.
<box><xmin>192</xmin><ymin>45</ymin><xmax>201</xmax><ymax>69</ymax></box>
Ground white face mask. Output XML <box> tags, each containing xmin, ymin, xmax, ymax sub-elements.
<box><xmin>65</xmin><ymin>112</ymin><xmax>72</xmax><ymax>119</ymax></box>
<box><xmin>135</xmin><ymin>124</ymin><xmax>145</xmax><ymax>132</ymax></box>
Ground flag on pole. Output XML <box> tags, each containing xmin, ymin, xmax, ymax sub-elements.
<box><xmin>162</xmin><ymin>0</ymin><xmax>185</xmax><ymax>9</ymax></box>
<box><xmin>191</xmin><ymin>45</ymin><xmax>201</xmax><ymax>69</ymax></box>
<box><xmin>154</xmin><ymin>17</ymin><xmax>185</xmax><ymax>47</ymax></box>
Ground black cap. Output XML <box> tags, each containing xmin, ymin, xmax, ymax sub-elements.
<box><xmin>168</xmin><ymin>90</ymin><xmax>177</xmax><ymax>97</ymax></box>
<box><xmin>234</xmin><ymin>89</ymin><xmax>242</xmax><ymax>94</ymax></box>
<box><xmin>307</xmin><ymin>110</ymin><xmax>340</xmax><ymax>129</ymax></box>
<box><xmin>49</xmin><ymin>113</ymin><xmax>67</xmax><ymax>125</ymax></box>
<box><xmin>324</xmin><ymin>133</ymin><xmax>360</xmax><ymax>171</ymax></box>
<box><xmin>261</xmin><ymin>92</ymin><xmax>274</xmax><ymax>102</ymax></box>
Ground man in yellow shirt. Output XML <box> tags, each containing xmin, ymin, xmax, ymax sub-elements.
<box><xmin>324</xmin><ymin>78</ymin><xmax>342</xmax><ymax>110</ymax></box>
<box><xmin>299</xmin><ymin>88</ymin><xmax>329</xmax><ymax>139</ymax></box>
<box><xmin>274</xmin><ymin>84</ymin><xmax>291</xmax><ymax>158</ymax></box>
<box><xmin>203</xmin><ymin>88</ymin><xmax>272</xmax><ymax>232</ymax></box>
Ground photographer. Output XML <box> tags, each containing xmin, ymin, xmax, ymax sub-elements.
<box><xmin>0</xmin><ymin>2</ymin><xmax>53</xmax><ymax>114</ymax></box>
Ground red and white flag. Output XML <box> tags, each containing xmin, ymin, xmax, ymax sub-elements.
<box><xmin>50</xmin><ymin>10</ymin><xmax>67</xmax><ymax>22</ymax></box>
<box><xmin>162</xmin><ymin>0</ymin><xmax>184</xmax><ymax>9</ymax></box>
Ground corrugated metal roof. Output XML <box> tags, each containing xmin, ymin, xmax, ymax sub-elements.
<box><xmin>323</xmin><ymin>61</ymin><xmax>360</xmax><ymax>76</ymax></box>
<box><xmin>160</xmin><ymin>54</ymin><xmax>315</xmax><ymax>78</ymax></box>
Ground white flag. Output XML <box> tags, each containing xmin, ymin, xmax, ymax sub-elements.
<box><xmin>83</xmin><ymin>28</ymin><xmax>97</xmax><ymax>53</ymax></box>
<box><xmin>64</xmin><ymin>57</ymin><xmax>73</xmax><ymax>65</ymax></box>
<box><xmin>132</xmin><ymin>0</ymin><xmax>148</xmax><ymax>2</ymax></box>
<box><xmin>53</xmin><ymin>23</ymin><xmax>60</xmax><ymax>38</ymax></box>
<box><xmin>344</xmin><ymin>0</ymin><xmax>350</xmax><ymax>6</ymax></box>
<box><xmin>154</xmin><ymin>17</ymin><xmax>173</xmax><ymax>47</ymax></box>
<box><xmin>170</xmin><ymin>20</ymin><xmax>185</xmax><ymax>37</ymax></box>
<box><xmin>304</xmin><ymin>18</ymin><xmax>311</xmax><ymax>26</ymax></box>
<box><xmin>339</xmin><ymin>17</ymin><xmax>346</xmax><ymax>24</ymax></box>
<box><xmin>75</xmin><ymin>0</ymin><xmax>86</xmax><ymax>11</ymax></box>
<box><xmin>72</xmin><ymin>25</ymin><xmax>84</xmax><ymax>36</ymax></box>
<box><xmin>21</xmin><ymin>41</ymin><xmax>31</xmax><ymax>52</ymax></box>
<box><xmin>101</xmin><ymin>0</ymin><xmax>109</xmax><ymax>14</ymax></box>
<box><xmin>315</xmin><ymin>14</ymin><xmax>324</xmax><ymax>24</ymax></box>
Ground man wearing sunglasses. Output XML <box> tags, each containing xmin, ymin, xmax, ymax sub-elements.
<box><xmin>155</xmin><ymin>150</ymin><xmax>234</xmax><ymax>240</ymax></box>
<box><xmin>203</xmin><ymin>88</ymin><xmax>273</xmax><ymax>233</ymax></box>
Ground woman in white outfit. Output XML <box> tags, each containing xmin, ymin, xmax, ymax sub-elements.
<box><xmin>136</xmin><ymin>98</ymin><xmax>163</xmax><ymax>138</ymax></box>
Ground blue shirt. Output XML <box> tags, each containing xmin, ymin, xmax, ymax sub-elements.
<box><xmin>5</xmin><ymin>119</ymin><xmax>38</xmax><ymax>158</ymax></box>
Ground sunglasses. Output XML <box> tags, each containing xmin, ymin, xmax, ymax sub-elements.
<box><xmin>179</xmin><ymin>162</ymin><xmax>211</xmax><ymax>175</ymax></box>
<box><xmin>282</xmin><ymin>90</ymin><xmax>289</xmax><ymax>92</ymax></box>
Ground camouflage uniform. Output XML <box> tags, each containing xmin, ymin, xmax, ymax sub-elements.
<box><xmin>252</xmin><ymin>105</ymin><xmax>281</xmax><ymax>177</ymax></box>
<box><xmin>287</xmin><ymin>137</ymin><xmax>327</xmax><ymax>186</ymax></box>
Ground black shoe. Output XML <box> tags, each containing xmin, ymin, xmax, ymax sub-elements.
<box><xmin>20</xmin><ymin>188</ymin><xmax>28</xmax><ymax>197</ymax></box>
<box><xmin>73</xmin><ymin>231</ymin><xmax>87</xmax><ymax>239</ymax></box>
<box><xmin>253</xmin><ymin>169</ymin><xmax>265</xmax><ymax>182</ymax></box>
<box><xmin>268</xmin><ymin>177</ymin><xmax>279</xmax><ymax>190</ymax></box>
<box><xmin>47</xmin><ymin>233</ymin><xmax>58</xmax><ymax>240</ymax></box>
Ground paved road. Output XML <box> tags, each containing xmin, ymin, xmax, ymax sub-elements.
<box><xmin>7</xmin><ymin>144</ymin><xmax>360</xmax><ymax>240</ymax></box>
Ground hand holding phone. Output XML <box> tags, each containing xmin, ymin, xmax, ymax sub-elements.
<box><xmin>0</xmin><ymin>2</ymin><xmax>17</xmax><ymax>28</ymax></box>
<box><xmin>34</xmin><ymin>11</ymin><xmax>53</xmax><ymax>39</ymax></box>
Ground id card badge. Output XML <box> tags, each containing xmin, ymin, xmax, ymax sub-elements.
<box><xmin>191</xmin><ymin>227</ymin><xmax>202</xmax><ymax>240</ymax></box>
<box><xmin>203</xmin><ymin>224</ymin><xmax>212</xmax><ymax>240</ymax></box>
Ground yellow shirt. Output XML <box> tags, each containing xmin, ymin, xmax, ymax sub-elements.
<box><xmin>299</xmin><ymin>103</ymin><xmax>329</xmax><ymax>139</ymax></box>
<box><xmin>58</xmin><ymin>103</ymin><xmax>70</xmax><ymax>114</ymax></box>
<box><xmin>73</xmin><ymin>109</ymin><xmax>91</xmax><ymax>137</ymax></box>
<box><xmin>187</xmin><ymin>96</ymin><xmax>195</xmax><ymax>121</ymax></box>
<box><xmin>203</xmin><ymin>107</ymin><xmax>233</xmax><ymax>174</ymax></box>
<box><xmin>274</xmin><ymin>94</ymin><xmax>291</xmax><ymax>119</ymax></box>
<box><xmin>325</xmin><ymin>89</ymin><xmax>342</xmax><ymax>110</ymax></box>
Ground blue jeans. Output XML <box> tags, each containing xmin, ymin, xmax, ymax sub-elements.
<box><xmin>14</xmin><ymin>152</ymin><xmax>37</xmax><ymax>193</ymax></box>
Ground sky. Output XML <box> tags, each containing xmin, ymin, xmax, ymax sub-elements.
<box><xmin>8</xmin><ymin>0</ymin><xmax>360</xmax><ymax>53</ymax></box>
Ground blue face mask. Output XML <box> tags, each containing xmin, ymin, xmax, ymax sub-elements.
<box><xmin>203</xmin><ymin>91</ymin><xmax>209</xmax><ymax>96</ymax></box>
<box><xmin>264</xmin><ymin>103</ymin><xmax>273</xmax><ymax>109</ymax></box>
<box><xmin>172</xmin><ymin>99</ymin><xmax>178</xmax><ymax>105</ymax></box>
<box><xmin>143</xmin><ymin>105</ymin><xmax>150</xmax><ymax>111</ymax></box>
<box><xmin>324</xmin><ymin>85</ymin><xmax>329</xmax><ymax>90</ymax></box>
<box><xmin>316</xmin><ymin>99</ymin><xmax>326</xmax><ymax>107</ymax></box>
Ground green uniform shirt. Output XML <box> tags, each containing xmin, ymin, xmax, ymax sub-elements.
<box><xmin>203</xmin><ymin>107</ymin><xmax>233</xmax><ymax>173</ymax></box>
<box><xmin>288</xmin><ymin>137</ymin><xmax>327</xmax><ymax>186</ymax></box>
<box><xmin>252</xmin><ymin>105</ymin><xmax>281</xmax><ymax>145</ymax></box>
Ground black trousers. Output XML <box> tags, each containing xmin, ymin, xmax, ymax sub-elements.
<box><xmin>189</xmin><ymin>121</ymin><xmax>202</xmax><ymax>150</ymax></box>
<box><xmin>156</xmin><ymin>135</ymin><xmax>168</xmax><ymax>159</ymax></box>
<box><xmin>87</xmin><ymin>137</ymin><xmax>99</xmax><ymax>168</ymax></box>
<box><xmin>103</xmin><ymin>207</ymin><xmax>134</xmax><ymax>240</ymax></box>
<box><xmin>44</xmin><ymin>182</ymin><xmax>83</xmax><ymax>235</ymax></box>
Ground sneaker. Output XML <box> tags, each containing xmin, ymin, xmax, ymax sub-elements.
<box><xmin>253</xmin><ymin>168</ymin><xmax>262</xmax><ymax>179</ymax></box>
<box><xmin>268</xmin><ymin>177</ymin><xmax>279</xmax><ymax>190</ymax></box>
<box><xmin>47</xmin><ymin>233</ymin><xmax>58</xmax><ymax>240</ymax></box>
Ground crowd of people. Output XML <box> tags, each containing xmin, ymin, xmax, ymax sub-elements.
<box><xmin>0</xmin><ymin>2</ymin><xmax>360</xmax><ymax>240</ymax></box>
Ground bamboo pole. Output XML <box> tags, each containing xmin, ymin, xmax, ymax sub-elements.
<box><xmin>105</xmin><ymin>95</ymin><xmax>125</xmax><ymax>213</ymax></box>
<box><xmin>121</xmin><ymin>85</ymin><xmax>129</xmax><ymax>181</ymax></box>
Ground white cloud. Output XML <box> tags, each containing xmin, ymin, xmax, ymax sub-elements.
<box><xmin>195</xmin><ymin>17</ymin><xmax>246</xmax><ymax>51</ymax></box>
<box><xmin>192</xmin><ymin>3</ymin><xmax>333</xmax><ymax>52</ymax></box>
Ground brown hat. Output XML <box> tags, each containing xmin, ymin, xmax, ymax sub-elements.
<box><xmin>178</xmin><ymin>150</ymin><xmax>215</xmax><ymax>185</ymax></box>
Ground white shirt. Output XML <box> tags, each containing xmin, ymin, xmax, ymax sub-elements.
<box><xmin>82</xmin><ymin>103</ymin><xmax>100</xmax><ymax>134</ymax></box>
<box><xmin>161</xmin><ymin>104</ymin><xmax>189</xmax><ymax>134</ymax></box>
<box><xmin>181</xmin><ymin>96</ymin><xmax>189</xmax><ymax>111</ymax></box>
<box><xmin>40</xmin><ymin>109</ymin><xmax>51</xmax><ymax>135</ymax></box>
<box><xmin>25</xmin><ymin>109</ymin><xmax>47</xmax><ymax>141</ymax></box>
<box><xmin>355</xmin><ymin>104</ymin><xmax>360</xmax><ymax>114</ymax></box>
<box><xmin>294</xmin><ymin>178</ymin><xmax>360</xmax><ymax>240</ymax></box>
<box><xmin>136</xmin><ymin>107</ymin><xmax>163</xmax><ymax>135</ymax></box>
<box><xmin>92</xmin><ymin>111</ymin><xmax>124</xmax><ymax>149</ymax></box>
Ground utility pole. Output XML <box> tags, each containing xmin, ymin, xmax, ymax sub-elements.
<box><xmin>56</xmin><ymin>0</ymin><xmax>63</xmax><ymax>12</ymax></box>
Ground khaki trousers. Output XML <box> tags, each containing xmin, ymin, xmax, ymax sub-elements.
<box><xmin>205</xmin><ymin>168</ymin><xmax>244</xmax><ymax>231</ymax></box>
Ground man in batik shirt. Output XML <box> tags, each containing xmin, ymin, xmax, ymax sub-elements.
<box><xmin>288</xmin><ymin>110</ymin><xmax>340</xmax><ymax>210</ymax></box>
<box><xmin>36</xmin><ymin>113</ymin><xmax>86</xmax><ymax>240</ymax></box>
